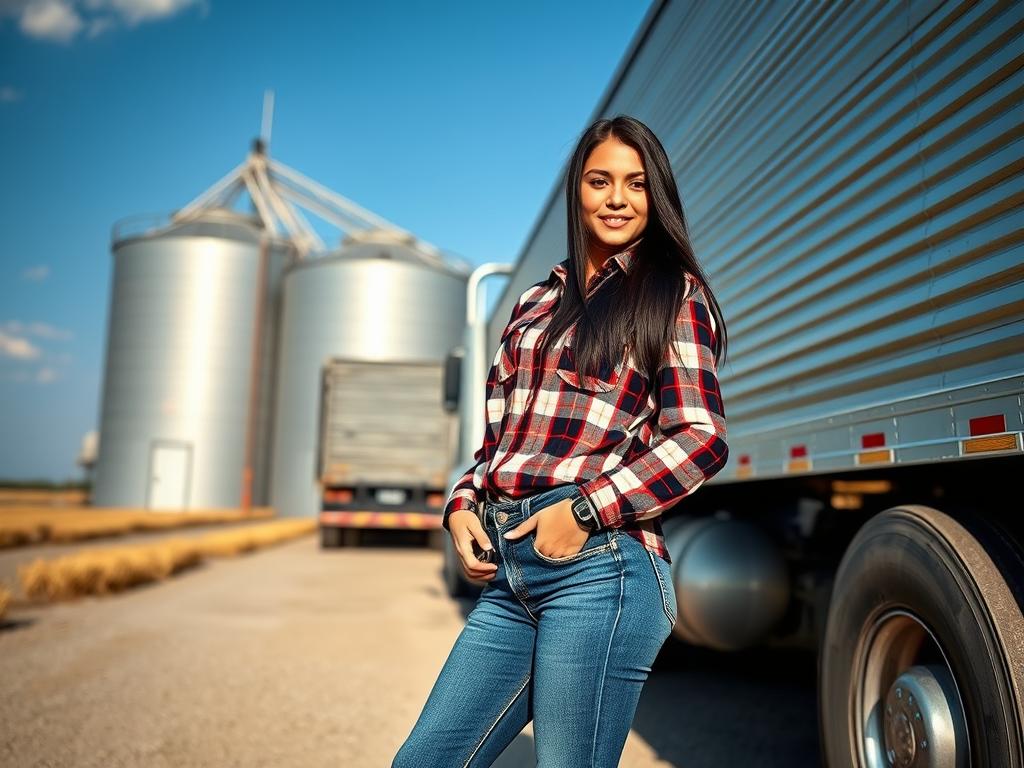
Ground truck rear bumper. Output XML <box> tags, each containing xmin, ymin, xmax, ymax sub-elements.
<box><xmin>319</xmin><ymin>510</ymin><xmax>443</xmax><ymax>530</ymax></box>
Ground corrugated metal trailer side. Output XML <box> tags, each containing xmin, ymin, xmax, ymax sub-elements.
<box><xmin>494</xmin><ymin>0</ymin><xmax>1023</xmax><ymax>481</ymax></box>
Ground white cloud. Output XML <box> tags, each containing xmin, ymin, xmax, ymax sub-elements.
<box><xmin>9</xmin><ymin>0</ymin><xmax>203</xmax><ymax>42</ymax></box>
<box><xmin>0</xmin><ymin>321</ymin><xmax>74</xmax><ymax>384</ymax></box>
<box><xmin>36</xmin><ymin>366</ymin><xmax>58</xmax><ymax>383</ymax></box>
<box><xmin>2</xmin><ymin>320</ymin><xmax>74</xmax><ymax>341</ymax></box>
<box><xmin>0</xmin><ymin>85</ymin><xmax>22</xmax><ymax>102</ymax></box>
<box><xmin>31</xmin><ymin>322</ymin><xmax>74</xmax><ymax>340</ymax></box>
<box><xmin>84</xmin><ymin>13</ymin><xmax>110</xmax><ymax>35</ymax></box>
<box><xmin>0</xmin><ymin>330</ymin><xmax>42</xmax><ymax>360</ymax></box>
<box><xmin>90</xmin><ymin>0</ymin><xmax>202</xmax><ymax>25</ymax></box>
<box><xmin>19</xmin><ymin>0</ymin><xmax>82</xmax><ymax>42</ymax></box>
<box><xmin>21</xmin><ymin>264</ymin><xmax>50</xmax><ymax>281</ymax></box>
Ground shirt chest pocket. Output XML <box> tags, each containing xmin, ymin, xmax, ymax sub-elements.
<box><xmin>554</xmin><ymin>342</ymin><xmax>623</xmax><ymax>393</ymax></box>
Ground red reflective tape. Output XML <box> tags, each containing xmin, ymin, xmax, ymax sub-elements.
<box><xmin>861</xmin><ymin>432</ymin><xmax>885</xmax><ymax>448</ymax></box>
<box><xmin>969</xmin><ymin>414</ymin><xmax>1005</xmax><ymax>436</ymax></box>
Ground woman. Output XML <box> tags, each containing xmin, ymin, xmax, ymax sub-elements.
<box><xmin>393</xmin><ymin>114</ymin><xmax>729</xmax><ymax>767</ymax></box>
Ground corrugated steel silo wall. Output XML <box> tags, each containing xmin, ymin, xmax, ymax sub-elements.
<box><xmin>270</xmin><ymin>257</ymin><xmax>467</xmax><ymax>518</ymax></box>
<box><xmin>491</xmin><ymin>0</ymin><xmax>1023</xmax><ymax>477</ymax></box>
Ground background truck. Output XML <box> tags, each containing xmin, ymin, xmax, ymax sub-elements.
<box><xmin>317</xmin><ymin>358</ymin><xmax>454</xmax><ymax>548</ymax></box>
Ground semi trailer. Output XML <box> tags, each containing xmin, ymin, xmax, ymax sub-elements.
<box><xmin>441</xmin><ymin>265</ymin><xmax>1023</xmax><ymax>766</ymax></box>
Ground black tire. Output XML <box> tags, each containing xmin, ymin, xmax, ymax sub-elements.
<box><xmin>342</xmin><ymin>528</ymin><xmax>360</xmax><ymax>547</ymax></box>
<box><xmin>321</xmin><ymin>526</ymin><xmax>343</xmax><ymax>549</ymax></box>
<box><xmin>818</xmin><ymin>504</ymin><xmax>1024</xmax><ymax>768</ymax></box>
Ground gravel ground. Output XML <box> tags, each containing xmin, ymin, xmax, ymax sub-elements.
<box><xmin>0</xmin><ymin>534</ymin><xmax>821</xmax><ymax>767</ymax></box>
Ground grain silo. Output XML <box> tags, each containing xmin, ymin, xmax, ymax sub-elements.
<box><xmin>92</xmin><ymin>196</ymin><xmax>295</xmax><ymax>508</ymax></box>
<box><xmin>92</xmin><ymin>139</ymin><xmax>471</xmax><ymax>512</ymax></box>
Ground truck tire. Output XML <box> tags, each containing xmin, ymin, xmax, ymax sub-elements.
<box><xmin>321</xmin><ymin>526</ymin><xmax>343</xmax><ymax>549</ymax></box>
<box><xmin>818</xmin><ymin>504</ymin><xmax>1024</xmax><ymax>768</ymax></box>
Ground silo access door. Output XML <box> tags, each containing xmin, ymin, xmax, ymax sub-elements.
<box><xmin>147</xmin><ymin>441</ymin><xmax>192</xmax><ymax>511</ymax></box>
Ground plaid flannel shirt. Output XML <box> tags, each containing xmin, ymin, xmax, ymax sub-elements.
<box><xmin>442</xmin><ymin>241</ymin><xmax>729</xmax><ymax>563</ymax></box>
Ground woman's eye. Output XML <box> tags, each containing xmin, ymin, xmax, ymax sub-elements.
<box><xmin>587</xmin><ymin>178</ymin><xmax>645</xmax><ymax>190</ymax></box>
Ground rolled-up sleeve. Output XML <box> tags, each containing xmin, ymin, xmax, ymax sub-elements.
<box><xmin>575</xmin><ymin>284</ymin><xmax>728</xmax><ymax>529</ymax></box>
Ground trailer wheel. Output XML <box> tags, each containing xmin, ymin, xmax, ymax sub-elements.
<box><xmin>818</xmin><ymin>505</ymin><xmax>1024</xmax><ymax>768</ymax></box>
<box><xmin>321</xmin><ymin>526</ymin><xmax>343</xmax><ymax>548</ymax></box>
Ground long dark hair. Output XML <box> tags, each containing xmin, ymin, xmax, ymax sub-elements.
<box><xmin>537</xmin><ymin>114</ymin><xmax>728</xmax><ymax>386</ymax></box>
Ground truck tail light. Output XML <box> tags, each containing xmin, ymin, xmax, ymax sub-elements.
<box><xmin>324</xmin><ymin>488</ymin><xmax>354</xmax><ymax>503</ymax></box>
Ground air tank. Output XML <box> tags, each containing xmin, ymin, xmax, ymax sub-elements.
<box><xmin>91</xmin><ymin>209</ymin><xmax>295</xmax><ymax>509</ymax></box>
<box><xmin>270</xmin><ymin>230</ymin><xmax>467</xmax><ymax>518</ymax></box>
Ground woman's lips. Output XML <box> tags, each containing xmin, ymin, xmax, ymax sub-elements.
<box><xmin>599</xmin><ymin>216</ymin><xmax>632</xmax><ymax>229</ymax></box>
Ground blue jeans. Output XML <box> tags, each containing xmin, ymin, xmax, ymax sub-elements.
<box><xmin>393</xmin><ymin>483</ymin><xmax>677</xmax><ymax>767</ymax></box>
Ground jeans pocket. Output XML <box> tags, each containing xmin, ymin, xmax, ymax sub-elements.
<box><xmin>530</xmin><ymin>530</ymin><xmax>615</xmax><ymax>565</ymax></box>
<box><xmin>646</xmin><ymin>549</ymin><xmax>677</xmax><ymax>630</ymax></box>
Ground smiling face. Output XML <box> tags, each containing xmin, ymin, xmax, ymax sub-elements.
<box><xmin>580</xmin><ymin>136</ymin><xmax>649</xmax><ymax>263</ymax></box>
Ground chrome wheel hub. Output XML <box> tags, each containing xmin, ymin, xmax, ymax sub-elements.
<box><xmin>858</xmin><ymin>610</ymin><xmax>969</xmax><ymax>768</ymax></box>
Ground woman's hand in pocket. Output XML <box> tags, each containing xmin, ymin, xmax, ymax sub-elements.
<box><xmin>503</xmin><ymin>499</ymin><xmax>589</xmax><ymax>559</ymax></box>
<box><xmin>448</xmin><ymin>510</ymin><xmax>498</xmax><ymax>581</ymax></box>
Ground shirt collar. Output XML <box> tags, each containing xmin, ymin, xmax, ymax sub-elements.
<box><xmin>550</xmin><ymin>237</ymin><xmax>644</xmax><ymax>286</ymax></box>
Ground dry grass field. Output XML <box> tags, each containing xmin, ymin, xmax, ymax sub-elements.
<box><xmin>0</xmin><ymin>505</ymin><xmax>275</xmax><ymax>548</ymax></box>
<box><xmin>0</xmin><ymin>488</ymin><xmax>88</xmax><ymax>506</ymax></box>
<box><xmin>16</xmin><ymin>518</ymin><xmax>316</xmax><ymax>603</ymax></box>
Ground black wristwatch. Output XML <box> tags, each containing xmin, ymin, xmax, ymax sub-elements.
<box><xmin>569</xmin><ymin>491</ymin><xmax>602</xmax><ymax>532</ymax></box>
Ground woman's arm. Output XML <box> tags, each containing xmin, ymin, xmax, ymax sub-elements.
<box><xmin>574</xmin><ymin>283</ymin><xmax>729</xmax><ymax>529</ymax></box>
<box><xmin>441</xmin><ymin>283</ymin><xmax>544</xmax><ymax>531</ymax></box>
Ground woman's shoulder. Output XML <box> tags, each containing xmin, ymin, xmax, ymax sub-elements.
<box><xmin>676</xmin><ymin>272</ymin><xmax>717</xmax><ymax>338</ymax></box>
<box><xmin>516</xmin><ymin>276</ymin><xmax>559</xmax><ymax>309</ymax></box>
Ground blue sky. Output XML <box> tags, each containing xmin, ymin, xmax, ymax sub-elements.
<box><xmin>0</xmin><ymin>0</ymin><xmax>651</xmax><ymax>482</ymax></box>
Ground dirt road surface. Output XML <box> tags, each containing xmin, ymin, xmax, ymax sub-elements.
<box><xmin>0</xmin><ymin>533</ymin><xmax>821</xmax><ymax>767</ymax></box>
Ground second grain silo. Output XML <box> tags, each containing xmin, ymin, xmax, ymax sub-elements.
<box><xmin>270</xmin><ymin>229</ymin><xmax>469</xmax><ymax>522</ymax></box>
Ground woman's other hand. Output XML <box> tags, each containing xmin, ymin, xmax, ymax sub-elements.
<box><xmin>448</xmin><ymin>510</ymin><xmax>498</xmax><ymax>582</ymax></box>
<box><xmin>502</xmin><ymin>499</ymin><xmax>589</xmax><ymax>559</ymax></box>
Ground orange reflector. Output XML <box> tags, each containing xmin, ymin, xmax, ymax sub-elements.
<box><xmin>786</xmin><ymin>458</ymin><xmax>811</xmax><ymax>473</ymax></box>
<box><xmin>856</xmin><ymin>449</ymin><xmax>893</xmax><ymax>465</ymax></box>
<box><xmin>963</xmin><ymin>434</ymin><xmax>1017</xmax><ymax>454</ymax></box>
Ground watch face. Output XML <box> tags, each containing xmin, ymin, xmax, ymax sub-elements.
<box><xmin>572</xmin><ymin>497</ymin><xmax>597</xmax><ymax>528</ymax></box>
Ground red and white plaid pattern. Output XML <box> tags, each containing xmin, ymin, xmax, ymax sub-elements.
<box><xmin>443</xmin><ymin>242</ymin><xmax>729</xmax><ymax>563</ymax></box>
